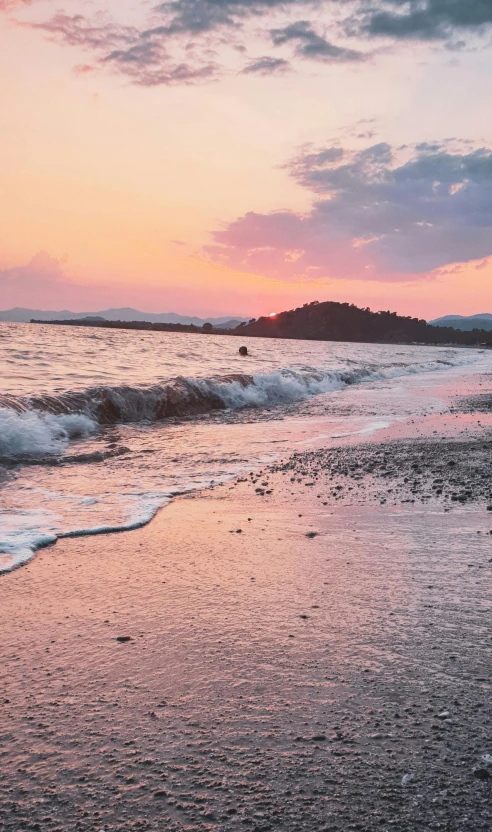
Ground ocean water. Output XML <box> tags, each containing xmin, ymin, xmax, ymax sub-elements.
<box><xmin>1</xmin><ymin>322</ymin><xmax>490</xmax><ymax>572</ymax></box>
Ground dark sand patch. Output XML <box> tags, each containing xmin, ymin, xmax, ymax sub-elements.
<box><xmin>257</xmin><ymin>432</ymin><xmax>492</xmax><ymax>508</ymax></box>
<box><xmin>453</xmin><ymin>392</ymin><xmax>492</xmax><ymax>413</ymax></box>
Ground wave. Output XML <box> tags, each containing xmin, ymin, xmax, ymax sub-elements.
<box><xmin>0</xmin><ymin>495</ymin><xmax>170</xmax><ymax>575</ymax></box>
<box><xmin>0</xmin><ymin>355</ymin><xmax>478</xmax><ymax>459</ymax></box>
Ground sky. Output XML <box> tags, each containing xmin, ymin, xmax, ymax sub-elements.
<box><xmin>1</xmin><ymin>0</ymin><xmax>492</xmax><ymax>319</ymax></box>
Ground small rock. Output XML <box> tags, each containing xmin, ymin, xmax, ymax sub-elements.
<box><xmin>473</xmin><ymin>768</ymin><xmax>490</xmax><ymax>781</ymax></box>
<box><xmin>116</xmin><ymin>636</ymin><xmax>132</xmax><ymax>643</ymax></box>
<box><xmin>305</xmin><ymin>531</ymin><xmax>319</xmax><ymax>538</ymax></box>
<box><xmin>437</xmin><ymin>711</ymin><xmax>451</xmax><ymax>720</ymax></box>
<box><xmin>401</xmin><ymin>774</ymin><xmax>414</xmax><ymax>786</ymax></box>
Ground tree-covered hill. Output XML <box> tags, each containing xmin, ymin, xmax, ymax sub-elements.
<box><xmin>235</xmin><ymin>301</ymin><xmax>492</xmax><ymax>346</ymax></box>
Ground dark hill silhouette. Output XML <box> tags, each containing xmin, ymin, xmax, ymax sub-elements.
<box><xmin>236</xmin><ymin>301</ymin><xmax>492</xmax><ymax>346</ymax></box>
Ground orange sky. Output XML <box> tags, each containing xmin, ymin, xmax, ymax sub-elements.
<box><xmin>1</xmin><ymin>1</ymin><xmax>492</xmax><ymax>319</ymax></box>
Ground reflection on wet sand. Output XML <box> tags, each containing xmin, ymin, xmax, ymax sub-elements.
<box><xmin>1</xmin><ymin>485</ymin><xmax>490</xmax><ymax>831</ymax></box>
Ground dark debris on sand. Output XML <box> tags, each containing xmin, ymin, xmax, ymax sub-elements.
<box><xmin>453</xmin><ymin>392</ymin><xmax>492</xmax><ymax>413</ymax></box>
<box><xmin>266</xmin><ymin>435</ymin><xmax>492</xmax><ymax>508</ymax></box>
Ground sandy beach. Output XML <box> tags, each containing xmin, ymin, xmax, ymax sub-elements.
<box><xmin>1</xmin><ymin>416</ymin><xmax>491</xmax><ymax>832</ymax></box>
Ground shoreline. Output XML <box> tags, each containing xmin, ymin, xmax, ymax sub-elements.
<box><xmin>3</xmin><ymin>396</ymin><xmax>492</xmax><ymax>575</ymax></box>
<box><xmin>1</xmin><ymin>406</ymin><xmax>491</xmax><ymax>831</ymax></box>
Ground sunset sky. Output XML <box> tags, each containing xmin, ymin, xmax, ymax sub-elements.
<box><xmin>1</xmin><ymin>0</ymin><xmax>492</xmax><ymax>319</ymax></box>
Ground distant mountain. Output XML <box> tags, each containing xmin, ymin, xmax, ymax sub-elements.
<box><xmin>0</xmin><ymin>307</ymin><xmax>247</xmax><ymax>328</ymax></box>
<box><xmin>429</xmin><ymin>314</ymin><xmax>492</xmax><ymax>331</ymax></box>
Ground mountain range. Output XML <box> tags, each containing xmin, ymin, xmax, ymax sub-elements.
<box><xmin>3</xmin><ymin>306</ymin><xmax>492</xmax><ymax>333</ymax></box>
<box><xmin>429</xmin><ymin>314</ymin><xmax>492</xmax><ymax>331</ymax></box>
<box><xmin>0</xmin><ymin>307</ymin><xmax>248</xmax><ymax>328</ymax></box>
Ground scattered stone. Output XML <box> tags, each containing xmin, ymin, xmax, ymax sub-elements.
<box><xmin>116</xmin><ymin>636</ymin><xmax>132</xmax><ymax>643</ymax></box>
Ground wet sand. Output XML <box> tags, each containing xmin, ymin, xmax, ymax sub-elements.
<box><xmin>1</xmin><ymin>441</ymin><xmax>491</xmax><ymax>831</ymax></box>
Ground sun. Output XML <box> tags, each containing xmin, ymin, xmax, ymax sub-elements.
<box><xmin>269</xmin><ymin>312</ymin><xmax>277</xmax><ymax>317</ymax></box>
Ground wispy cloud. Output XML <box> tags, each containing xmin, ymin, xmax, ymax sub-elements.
<box><xmin>270</xmin><ymin>20</ymin><xmax>364</xmax><ymax>61</ymax></box>
<box><xmin>240</xmin><ymin>55</ymin><xmax>290</xmax><ymax>74</ymax></box>
<box><xmin>29</xmin><ymin>12</ymin><xmax>137</xmax><ymax>50</ymax></box>
<box><xmin>5</xmin><ymin>0</ymin><xmax>492</xmax><ymax>86</ymax></box>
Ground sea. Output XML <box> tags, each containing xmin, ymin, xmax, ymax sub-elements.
<box><xmin>1</xmin><ymin>322</ymin><xmax>491</xmax><ymax>573</ymax></box>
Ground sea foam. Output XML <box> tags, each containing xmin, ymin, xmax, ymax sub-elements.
<box><xmin>0</xmin><ymin>408</ymin><xmax>96</xmax><ymax>457</ymax></box>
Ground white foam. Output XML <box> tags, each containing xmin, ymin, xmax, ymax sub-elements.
<box><xmin>0</xmin><ymin>508</ymin><xmax>60</xmax><ymax>574</ymax></box>
<box><xmin>0</xmin><ymin>495</ymin><xmax>170</xmax><ymax>574</ymax></box>
<box><xmin>209</xmin><ymin>368</ymin><xmax>346</xmax><ymax>409</ymax></box>
<box><xmin>0</xmin><ymin>409</ymin><xmax>96</xmax><ymax>457</ymax></box>
<box><xmin>204</xmin><ymin>354</ymin><xmax>480</xmax><ymax>410</ymax></box>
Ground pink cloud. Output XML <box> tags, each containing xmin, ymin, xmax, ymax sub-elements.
<box><xmin>0</xmin><ymin>0</ymin><xmax>32</xmax><ymax>8</ymax></box>
<box><xmin>0</xmin><ymin>251</ymin><xmax>120</xmax><ymax>310</ymax></box>
<box><xmin>0</xmin><ymin>251</ymin><xmax>70</xmax><ymax>307</ymax></box>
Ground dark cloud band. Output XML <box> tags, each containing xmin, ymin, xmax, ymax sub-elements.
<box><xmin>360</xmin><ymin>0</ymin><xmax>492</xmax><ymax>41</ymax></box>
<box><xmin>205</xmin><ymin>141</ymin><xmax>492</xmax><ymax>281</ymax></box>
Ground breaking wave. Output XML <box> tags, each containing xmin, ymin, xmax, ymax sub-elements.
<box><xmin>0</xmin><ymin>356</ymin><xmax>475</xmax><ymax>459</ymax></box>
